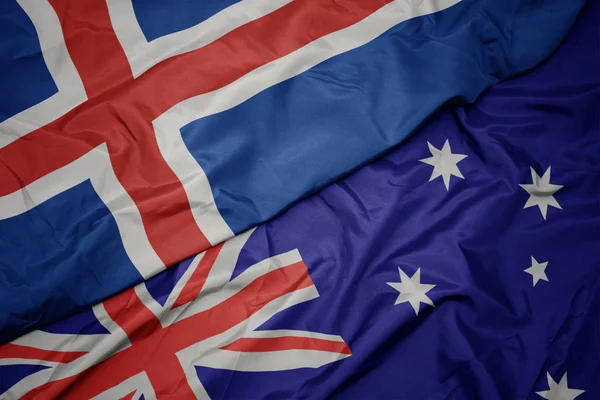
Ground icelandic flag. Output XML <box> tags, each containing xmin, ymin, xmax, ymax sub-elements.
<box><xmin>0</xmin><ymin>0</ymin><xmax>589</xmax><ymax>344</ymax></box>
<box><xmin>1</xmin><ymin>1</ymin><xmax>598</xmax><ymax>398</ymax></box>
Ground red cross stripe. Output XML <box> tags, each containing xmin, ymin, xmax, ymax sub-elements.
<box><xmin>24</xmin><ymin>263</ymin><xmax>313</xmax><ymax>399</ymax></box>
<box><xmin>0</xmin><ymin>234</ymin><xmax>351</xmax><ymax>399</ymax></box>
<box><xmin>0</xmin><ymin>0</ymin><xmax>391</xmax><ymax>269</ymax></box>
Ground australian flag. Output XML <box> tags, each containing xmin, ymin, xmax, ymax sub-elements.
<box><xmin>1</xmin><ymin>0</ymin><xmax>598</xmax><ymax>398</ymax></box>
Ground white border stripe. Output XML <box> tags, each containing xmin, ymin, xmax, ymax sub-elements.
<box><xmin>195</xmin><ymin>348</ymin><xmax>350</xmax><ymax>371</ymax></box>
<box><xmin>0</xmin><ymin>144</ymin><xmax>165</xmax><ymax>279</ymax></box>
<box><xmin>162</xmin><ymin>251</ymin><xmax>206</xmax><ymax>312</ymax></box>
<box><xmin>198</xmin><ymin>228</ymin><xmax>255</xmax><ymax>294</ymax></box>
<box><xmin>8</xmin><ymin>304</ymin><xmax>130</xmax><ymax>353</ymax></box>
<box><xmin>133</xmin><ymin>251</ymin><xmax>206</xmax><ymax>326</ymax></box>
<box><xmin>3</xmin><ymin>307</ymin><xmax>135</xmax><ymax>399</ymax></box>
<box><xmin>0</xmin><ymin>359</ymin><xmax>58</xmax><ymax>368</ymax></box>
<box><xmin>136</xmin><ymin>227</ymin><xmax>256</xmax><ymax>327</ymax></box>
<box><xmin>183</xmin><ymin>285</ymin><xmax>319</xmax><ymax>355</ymax></box>
<box><xmin>89</xmin><ymin>372</ymin><xmax>157</xmax><ymax>400</ymax></box>
<box><xmin>11</xmin><ymin>331</ymin><xmax>108</xmax><ymax>354</ymax></box>
<box><xmin>176</xmin><ymin>285</ymin><xmax>322</xmax><ymax>396</ymax></box>
<box><xmin>152</xmin><ymin>114</ymin><xmax>233</xmax><ymax>246</ymax></box>
<box><xmin>173</xmin><ymin>249</ymin><xmax>303</xmax><ymax>323</ymax></box>
<box><xmin>153</xmin><ymin>0</ymin><xmax>461</xmax><ymax>243</ymax></box>
<box><xmin>106</xmin><ymin>0</ymin><xmax>293</xmax><ymax>78</ymax></box>
<box><xmin>244</xmin><ymin>329</ymin><xmax>345</xmax><ymax>342</ymax></box>
<box><xmin>0</xmin><ymin>0</ymin><xmax>86</xmax><ymax>149</ymax></box>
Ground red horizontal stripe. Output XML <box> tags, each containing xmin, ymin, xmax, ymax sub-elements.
<box><xmin>222</xmin><ymin>336</ymin><xmax>352</xmax><ymax>355</ymax></box>
<box><xmin>0</xmin><ymin>343</ymin><xmax>86</xmax><ymax>363</ymax></box>
<box><xmin>24</xmin><ymin>261</ymin><xmax>314</xmax><ymax>399</ymax></box>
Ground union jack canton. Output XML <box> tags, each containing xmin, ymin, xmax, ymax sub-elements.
<box><xmin>0</xmin><ymin>229</ymin><xmax>350</xmax><ymax>399</ymax></box>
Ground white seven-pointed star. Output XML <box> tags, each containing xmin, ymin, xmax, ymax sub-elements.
<box><xmin>519</xmin><ymin>166</ymin><xmax>563</xmax><ymax>220</ymax></box>
<box><xmin>386</xmin><ymin>267</ymin><xmax>435</xmax><ymax>315</ymax></box>
<box><xmin>524</xmin><ymin>256</ymin><xmax>549</xmax><ymax>287</ymax></box>
<box><xmin>536</xmin><ymin>372</ymin><xmax>585</xmax><ymax>400</ymax></box>
<box><xmin>419</xmin><ymin>140</ymin><xmax>467</xmax><ymax>190</ymax></box>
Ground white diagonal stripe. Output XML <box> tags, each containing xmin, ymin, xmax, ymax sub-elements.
<box><xmin>173</xmin><ymin>249</ymin><xmax>304</xmax><ymax>323</ymax></box>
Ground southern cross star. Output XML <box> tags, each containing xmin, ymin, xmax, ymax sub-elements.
<box><xmin>524</xmin><ymin>256</ymin><xmax>549</xmax><ymax>287</ymax></box>
<box><xmin>520</xmin><ymin>166</ymin><xmax>563</xmax><ymax>220</ymax></box>
<box><xmin>419</xmin><ymin>140</ymin><xmax>467</xmax><ymax>190</ymax></box>
<box><xmin>386</xmin><ymin>267</ymin><xmax>435</xmax><ymax>315</ymax></box>
<box><xmin>536</xmin><ymin>372</ymin><xmax>585</xmax><ymax>400</ymax></box>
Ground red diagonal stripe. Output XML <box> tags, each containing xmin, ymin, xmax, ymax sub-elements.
<box><xmin>102</xmin><ymin>287</ymin><xmax>162</xmax><ymax>343</ymax></box>
<box><xmin>172</xmin><ymin>243</ymin><xmax>223</xmax><ymax>309</ymax></box>
<box><xmin>120</xmin><ymin>392</ymin><xmax>136</xmax><ymax>400</ymax></box>
<box><xmin>22</xmin><ymin>261</ymin><xmax>314</xmax><ymax>399</ymax></box>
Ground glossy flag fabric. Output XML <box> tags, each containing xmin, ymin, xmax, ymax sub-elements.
<box><xmin>1</xmin><ymin>1</ymin><xmax>598</xmax><ymax>398</ymax></box>
<box><xmin>0</xmin><ymin>0</ymin><xmax>589</xmax><ymax>344</ymax></box>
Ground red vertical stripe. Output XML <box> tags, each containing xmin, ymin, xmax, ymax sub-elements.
<box><xmin>48</xmin><ymin>0</ymin><xmax>133</xmax><ymax>98</ymax></box>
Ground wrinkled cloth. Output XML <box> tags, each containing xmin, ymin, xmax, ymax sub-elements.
<box><xmin>0</xmin><ymin>0</ymin><xmax>588</xmax><ymax>345</ymax></box>
<box><xmin>1</xmin><ymin>1</ymin><xmax>597</xmax><ymax>398</ymax></box>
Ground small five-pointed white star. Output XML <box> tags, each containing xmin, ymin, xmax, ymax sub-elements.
<box><xmin>536</xmin><ymin>372</ymin><xmax>585</xmax><ymax>400</ymax></box>
<box><xmin>386</xmin><ymin>267</ymin><xmax>436</xmax><ymax>315</ymax></box>
<box><xmin>519</xmin><ymin>166</ymin><xmax>563</xmax><ymax>220</ymax></box>
<box><xmin>419</xmin><ymin>140</ymin><xmax>467</xmax><ymax>190</ymax></box>
<box><xmin>524</xmin><ymin>256</ymin><xmax>549</xmax><ymax>287</ymax></box>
